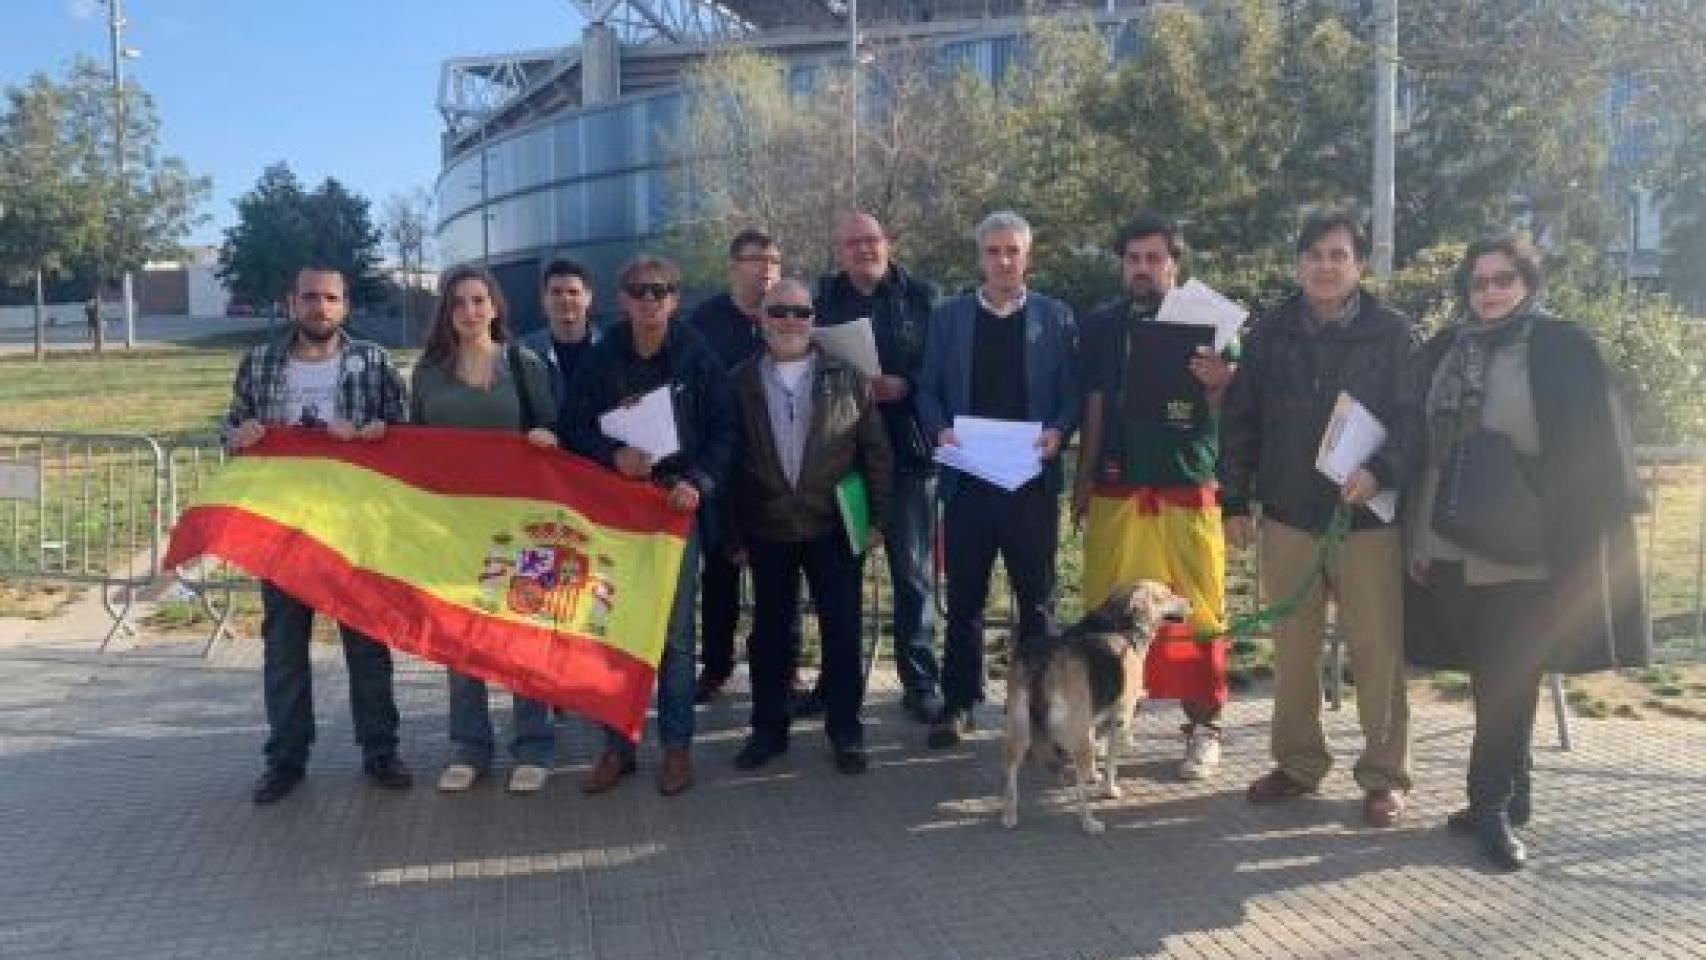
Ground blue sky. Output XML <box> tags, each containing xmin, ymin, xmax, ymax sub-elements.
<box><xmin>1</xmin><ymin>0</ymin><xmax>585</xmax><ymax>246</ymax></box>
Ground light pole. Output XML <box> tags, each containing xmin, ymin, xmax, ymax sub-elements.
<box><xmin>847</xmin><ymin>0</ymin><xmax>860</xmax><ymax>205</ymax></box>
<box><xmin>1371</xmin><ymin>0</ymin><xmax>1397</xmax><ymax>279</ymax></box>
<box><xmin>104</xmin><ymin>0</ymin><xmax>140</xmax><ymax>348</ymax></box>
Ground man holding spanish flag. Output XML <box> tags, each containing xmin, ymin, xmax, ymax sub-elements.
<box><xmin>560</xmin><ymin>253</ymin><xmax>736</xmax><ymax>798</ymax></box>
<box><xmin>222</xmin><ymin>264</ymin><xmax>414</xmax><ymax>805</ymax></box>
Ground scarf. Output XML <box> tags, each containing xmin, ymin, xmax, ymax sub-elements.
<box><xmin>1427</xmin><ymin>300</ymin><xmax>1537</xmax><ymax>466</ymax></box>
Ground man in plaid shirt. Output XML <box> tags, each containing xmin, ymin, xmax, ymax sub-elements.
<box><xmin>225</xmin><ymin>264</ymin><xmax>414</xmax><ymax>805</ymax></box>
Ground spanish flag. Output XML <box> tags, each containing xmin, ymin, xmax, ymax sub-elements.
<box><xmin>163</xmin><ymin>426</ymin><xmax>692</xmax><ymax>741</ymax></box>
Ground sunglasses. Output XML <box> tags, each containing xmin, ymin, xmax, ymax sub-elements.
<box><xmin>623</xmin><ymin>282</ymin><xmax>678</xmax><ymax>300</ymax></box>
<box><xmin>764</xmin><ymin>304</ymin><xmax>815</xmax><ymax>320</ymax></box>
<box><xmin>1469</xmin><ymin>270</ymin><xmax>1520</xmax><ymax>294</ymax></box>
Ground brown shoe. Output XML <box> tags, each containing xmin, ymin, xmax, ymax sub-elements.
<box><xmin>1362</xmin><ymin>789</ymin><xmax>1405</xmax><ymax>828</ymax></box>
<box><xmin>580</xmin><ymin>749</ymin><xmax>636</xmax><ymax>794</ymax></box>
<box><xmin>656</xmin><ymin>747</ymin><xmax>694</xmax><ymax>797</ymax></box>
<box><xmin>1246</xmin><ymin>768</ymin><xmax>1317</xmax><ymax>804</ymax></box>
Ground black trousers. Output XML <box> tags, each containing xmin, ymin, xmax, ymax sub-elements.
<box><xmin>699</xmin><ymin>548</ymin><xmax>742</xmax><ymax>682</ymax></box>
<box><xmin>941</xmin><ymin>478</ymin><xmax>1058</xmax><ymax>713</ymax></box>
<box><xmin>747</xmin><ymin>532</ymin><xmax>866</xmax><ymax>748</ymax></box>
<box><xmin>1429</xmin><ymin>563</ymin><xmax>1548</xmax><ymax>815</ymax></box>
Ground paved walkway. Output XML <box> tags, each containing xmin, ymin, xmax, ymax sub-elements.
<box><xmin>0</xmin><ymin>629</ymin><xmax>1701</xmax><ymax>959</ymax></box>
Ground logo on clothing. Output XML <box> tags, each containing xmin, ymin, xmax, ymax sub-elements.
<box><xmin>474</xmin><ymin>513</ymin><xmax>619</xmax><ymax>635</ymax></box>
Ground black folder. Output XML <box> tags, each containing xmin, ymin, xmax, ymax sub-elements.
<box><xmin>1120</xmin><ymin>321</ymin><xmax>1216</xmax><ymax>429</ymax></box>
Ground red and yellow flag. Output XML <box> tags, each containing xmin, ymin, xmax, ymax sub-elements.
<box><xmin>163</xmin><ymin>426</ymin><xmax>691</xmax><ymax>741</ymax></box>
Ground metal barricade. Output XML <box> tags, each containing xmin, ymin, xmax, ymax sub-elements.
<box><xmin>0</xmin><ymin>430</ymin><xmax>166</xmax><ymax>649</ymax></box>
<box><xmin>162</xmin><ymin>432</ymin><xmax>258</xmax><ymax>654</ymax></box>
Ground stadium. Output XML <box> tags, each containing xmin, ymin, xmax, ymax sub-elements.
<box><xmin>433</xmin><ymin>0</ymin><xmax>1163</xmax><ymax>333</ymax></box>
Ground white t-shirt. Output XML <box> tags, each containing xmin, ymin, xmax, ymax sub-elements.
<box><xmin>773</xmin><ymin>357</ymin><xmax>812</xmax><ymax>391</ymax></box>
<box><xmin>282</xmin><ymin>354</ymin><xmax>341</xmax><ymax>427</ymax></box>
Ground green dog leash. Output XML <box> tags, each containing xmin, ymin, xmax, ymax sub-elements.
<box><xmin>1192</xmin><ymin>505</ymin><xmax>1354</xmax><ymax>643</ymax></box>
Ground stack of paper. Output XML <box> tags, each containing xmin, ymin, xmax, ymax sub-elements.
<box><xmin>812</xmin><ymin>317</ymin><xmax>883</xmax><ymax>378</ymax></box>
<box><xmin>1155</xmin><ymin>279</ymin><xmax>1248</xmax><ymax>352</ymax></box>
<box><xmin>933</xmin><ymin>416</ymin><xmax>1043</xmax><ymax>492</ymax></box>
<box><xmin>597</xmin><ymin>386</ymin><xmax>681</xmax><ymax>461</ymax></box>
<box><xmin>1315</xmin><ymin>391</ymin><xmax>1397</xmax><ymax>522</ymax></box>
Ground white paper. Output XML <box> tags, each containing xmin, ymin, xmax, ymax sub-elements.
<box><xmin>812</xmin><ymin>317</ymin><xmax>883</xmax><ymax>378</ymax></box>
<box><xmin>1315</xmin><ymin>391</ymin><xmax>1396</xmax><ymax>523</ymax></box>
<box><xmin>932</xmin><ymin>416</ymin><xmax>1044</xmax><ymax>491</ymax></box>
<box><xmin>1154</xmin><ymin>279</ymin><xmax>1248</xmax><ymax>352</ymax></box>
<box><xmin>597</xmin><ymin>386</ymin><xmax>680</xmax><ymax>462</ymax></box>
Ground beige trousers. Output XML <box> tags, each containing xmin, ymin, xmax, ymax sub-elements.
<box><xmin>1261</xmin><ymin>520</ymin><xmax>1411</xmax><ymax>792</ymax></box>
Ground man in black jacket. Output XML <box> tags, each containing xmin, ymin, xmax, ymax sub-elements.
<box><xmin>684</xmin><ymin>230</ymin><xmax>786</xmax><ymax>704</ymax></box>
<box><xmin>1221</xmin><ymin>211</ymin><xmax>1418</xmax><ymax>827</ymax></box>
<box><xmin>560</xmin><ymin>254</ymin><xmax>736</xmax><ymax>798</ymax></box>
<box><xmin>815</xmin><ymin>212</ymin><xmax>942</xmax><ymax>722</ymax></box>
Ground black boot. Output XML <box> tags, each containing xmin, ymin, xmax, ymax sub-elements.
<box><xmin>1475</xmin><ymin>812</ymin><xmax>1527</xmax><ymax>871</ymax></box>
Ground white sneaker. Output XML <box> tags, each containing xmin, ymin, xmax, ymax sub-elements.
<box><xmin>1179</xmin><ymin>727</ymin><xmax>1222</xmax><ymax>781</ymax></box>
<box><xmin>507</xmin><ymin>764</ymin><xmax>550</xmax><ymax>794</ymax></box>
<box><xmin>437</xmin><ymin>763</ymin><xmax>479</xmax><ymax>793</ymax></box>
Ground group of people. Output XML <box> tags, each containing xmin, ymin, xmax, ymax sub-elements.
<box><xmin>222</xmin><ymin>206</ymin><xmax>1648</xmax><ymax>874</ymax></box>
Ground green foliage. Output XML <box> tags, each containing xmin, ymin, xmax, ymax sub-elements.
<box><xmin>0</xmin><ymin>57</ymin><xmax>208</xmax><ymax>298</ymax></box>
<box><xmin>1659</xmin><ymin>120</ymin><xmax>1706</xmax><ymax>309</ymax></box>
<box><xmin>218</xmin><ymin>163</ymin><xmax>386</xmax><ymax>309</ymax></box>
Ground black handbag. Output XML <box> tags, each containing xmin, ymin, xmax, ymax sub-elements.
<box><xmin>1430</xmin><ymin>428</ymin><xmax>1546</xmax><ymax>564</ymax></box>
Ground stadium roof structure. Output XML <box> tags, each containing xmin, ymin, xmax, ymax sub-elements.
<box><xmin>437</xmin><ymin>0</ymin><xmax>1151</xmax><ymax>154</ymax></box>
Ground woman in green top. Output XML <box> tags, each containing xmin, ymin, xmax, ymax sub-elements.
<box><xmin>411</xmin><ymin>265</ymin><xmax>560</xmax><ymax>795</ymax></box>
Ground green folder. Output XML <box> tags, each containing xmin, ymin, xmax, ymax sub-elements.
<box><xmin>835</xmin><ymin>472</ymin><xmax>870</xmax><ymax>555</ymax></box>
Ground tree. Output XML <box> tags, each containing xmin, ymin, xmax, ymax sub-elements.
<box><xmin>380</xmin><ymin>187</ymin><xmax>435</xmax><ymax>336</ymax></box>
<box><xmin>0</xmin><ymin>58</ymin><xmax>208</xmax><ymax>352</ymax></box>
<box><xmin>218</xmin><ymin>164</ymin><xmax>386</xmax><ymax>312</ymax></box>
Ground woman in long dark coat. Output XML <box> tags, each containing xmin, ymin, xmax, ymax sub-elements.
<box><xmin>1404</xmin><ymin>235</ymin><xmax>1649</xmax><ymax>871</ymax></box>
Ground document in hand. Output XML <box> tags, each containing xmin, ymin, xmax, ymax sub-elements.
<box><xmin>1315</xmin><ymin>391</ymin><xmax>1397</xmax><ymax>522</ymax></box>
<box><xmin>932</xmin><ymin>416</ymin><xmax>1043</xmax><ymax>492</ymax></box>
<box><xmin>597</xmin><ymin>386</ymin><xmax>681</xmax><ymax>462</ymax></box>
<box><xmin>812</xmin><ymin>317</ymin><xmax>883</xmax><ymax>378</ymax></box>
<box><xmin>1155</xmin><ymin>279</ymin><xmax>1248</xmax><ymax>352</ymax></box>
<box><xmin>835</xmin><ymin>472</ymin><xmax>871</xmax><ymax>555</ymax></box>
<box><xmin>1122</xmin><ymin>322</ymin><xmax>1215</xmax><ymax>429</ymax></box>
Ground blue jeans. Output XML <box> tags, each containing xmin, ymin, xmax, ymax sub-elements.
<box><xmin>260</xmin><ymin>582</ymin><xmax>399</xmax><ymax>772</ymax></box>
<box><xmin>886</xmin><ymin>470</ymin><xmax>939</xmax><ymax>697</ymax></box>
<box><xmin>605</xmin><ymin>529</ymin><xmax>700</xmax><ymax>755</ymax></box>
<box><xmin>446</xmin><ymin>671</ymin><xmax>554</xmax><ymax>770</ymax></box>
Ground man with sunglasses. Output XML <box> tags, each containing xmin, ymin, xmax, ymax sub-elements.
<box><xmin>725</xmin><ymin>279</ymin><xmax>892</xmax><ymax>775</ymax></box>
<box><xmin>814</xmin><ymin>212</ymin><xmax>943</xmax><ymax>724</ymax></box>
<box><xmin>559</xmin><ymin>254</ymin><xmax>736</xmax><ymax>797</ymax></box>
<box><xmin>1221</xmin><ymin>210</ymin><xmax>1419</xmax><ymax>827</ymax></box>
<box><xmin>684</xmin><ymin>230</ymin><xmax>791</xmax><ymax>705</ymax></box>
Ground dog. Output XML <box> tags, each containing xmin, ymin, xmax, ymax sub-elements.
<box><xmin>1001</xmin><ymin>580</ymin><xmax>1191</xmax><ymax>834</ymax></box>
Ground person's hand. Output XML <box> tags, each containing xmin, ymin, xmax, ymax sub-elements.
<box><xmin>229</xmin><ymin>419</ymin><xmax>266</xmax><ymax>451</ymax></box>
<box><xmin>866</xmin><ymin>528</ymin><xmax>885</xmax><ymax>553</ymax></box>
<box><xmin>870</xmin><ymin>375</ymin><xmax>910</xmax><ymax>404</ymax></box>
<box><xmin>614</xmin><ymin>446</ymin><xmax>653</xmax><ymax>479</ymax></box>
<box><xmin>356</xmin><ymin>421</ymin><xmax>386</xmax><ymax>442</ymax></box>
<box><xmin>1188</xmin><ymin>346</ymin><xmax>1233</xmax><ymax>391</ymax></box>
<box><xmin>937</xmin><ymin>428</ymin><xmax>959</xmax><ymax>448</ymax></box>
<box><xmin>666</xmin><ymin>480</ymin><xmax>701</xmax><ymax>512</ymax></box>
<box><xmin>525</xmin><ymin>428</ymin><xmax>558</xmax><ymax>448</ymax></box>
<box><xmin>1035</xmin><ymin>427</ymin><xmax>1063</xmax><ymax>461</ymax></box>
<box><xmin>1408</xmin><ymin>559</ymin><xmax>1431</xmax><ymax>585</ymax></box>
<box><xmin>1224</xmin><ymin>514</ymin><xmax>1255</xmax><ymax>551</ymax></box>
<box><xmin>326</xmin><ymin>419</ymin><xmax>358</xmax><ymax>441</ymax></box>
<box><xmin>1340</xmin><ymin>467</ymin><xmax>1378</xmax><ymax>505</ymax></box>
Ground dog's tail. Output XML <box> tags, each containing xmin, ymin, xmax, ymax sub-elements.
<box><xmin>1016</xmin><ymin>629</ymin><xmax>1065</xmax><ymax>733</ymax></box>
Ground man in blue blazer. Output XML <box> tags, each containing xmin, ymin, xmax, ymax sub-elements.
<box><xmin>916</xmin><ymin>210</ymin><xmax>1079</xmax><ymax>748</ymax></box>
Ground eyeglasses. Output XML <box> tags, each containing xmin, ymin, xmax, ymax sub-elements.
<box><xmin>622</xmin><ymin>282</ymin><xmax>678</xmax><ymax>300</ymax></box>
<box><xmin>764</xmin><ymin>304</ymin><xmax>815</xmax><ymax>320</ymax></box>
<box><xmin>1469</xmin><ymin>270</ymin><xmax>1520</xmax><ymax>294</ymax></box>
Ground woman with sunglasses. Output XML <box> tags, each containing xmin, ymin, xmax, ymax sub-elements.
<box><xmin>411</xmin><ymin>265</ymin><xmax>560</xmax><ymax>795</ymax></box>
<box><xmin>1405</xmin><ymin>235</ymin><xmax>1648</xmax><ymax>871</ymax></box>
<box><xmin>559</xmin><ymin>254</ymin><xmax>736</xmax><ymax>798</ymax></box>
